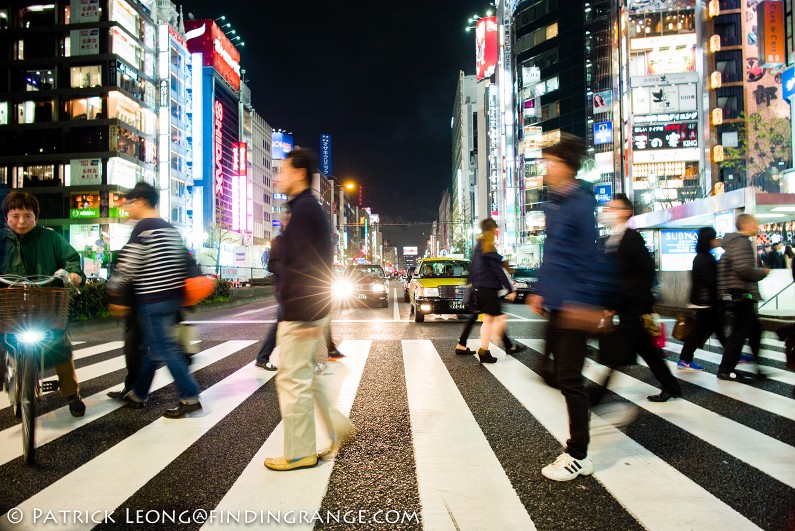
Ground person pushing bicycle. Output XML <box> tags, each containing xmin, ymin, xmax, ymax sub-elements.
<box><xmin>0</xmin><ymin>191</ymin><xmax>86</xmax><ymax>416</ymax></box>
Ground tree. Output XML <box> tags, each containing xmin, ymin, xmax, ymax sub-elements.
<box><xmin>204</xmin><ymin>204</ymin><xmax>237</xmax><ymax>275</ymax></box>
<box><xmin>720</xmin><ymin>111</ymin><xmax>792</xmax><ymax>192</ymax></box>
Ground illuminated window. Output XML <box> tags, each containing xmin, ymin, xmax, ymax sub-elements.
<box><xmin>0</xmin><ymin>102</ymin><xmax>7</xmax><ymax>125</ymax></box>
<box><xmin>70</xmin><ymin>65</ymin><xmax>101</xmax><ymax>88</ymax></box>
<box><xmin>546</xmin><ymin>23</ymin><xmax>558</xmax><ymax>40</ymax></box>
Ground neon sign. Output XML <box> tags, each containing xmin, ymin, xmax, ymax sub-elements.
<box><xmin>214</xmin><ymin>100</ymin><xmax>224</xmax><ymax>197</ymax></box>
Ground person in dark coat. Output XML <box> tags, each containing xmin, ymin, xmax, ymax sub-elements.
<box><xmin>677</xmin><ymin>227</ymin><xmax>726</xmax><ymax>370</ymax></box>
<box><xmin>255</xmin><ymin>213</ymin><xmax>289</xmax><ymax>370</ymax></box>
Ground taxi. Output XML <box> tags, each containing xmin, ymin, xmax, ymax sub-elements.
<box><xmin>408</xmin><ymin>257</ymin><xmax>472</xmax><ymax>322</ymax></box>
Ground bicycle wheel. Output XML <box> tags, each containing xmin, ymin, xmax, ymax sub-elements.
<box><xmin>18</xmin><ymin>346</ymin><xmax>37</xmax><ymax>465</ymax></box>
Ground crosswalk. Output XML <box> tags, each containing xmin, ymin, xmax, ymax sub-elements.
<box><xmin>0</xmin><ymin>335</ymin><xmax>792</xmax><ymax>530</ymax></box>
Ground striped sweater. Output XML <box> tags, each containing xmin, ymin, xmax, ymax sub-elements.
<box><xmin>109</xmin><ymin>218</ymin><xmax>187</xmax><ymax>304</ymax></box>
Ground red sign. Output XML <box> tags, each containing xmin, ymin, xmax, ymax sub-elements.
<box><xmin>758</xmin><ymin>1</ymin><xmax>785</xmax><ymax>67</ymax></box>
<box><xmin>184</xmin><ymin>19</ymin><xmax>241</xmax><ymax>91</ymax></box>
<box><xmin>475</xmin><ymin>16</ymin><xmax>498</xmax><ymax>81</ymax></box>
<box><xmin>214</xmin><ymin>100</ymin><xmax>224</xmax><ymax>197</ymax></box>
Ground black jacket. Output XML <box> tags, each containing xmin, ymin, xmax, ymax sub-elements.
<box><xmin>280</xmin><ymin>189</ymin><xmax>333</xmax><ymax>321</ymax></box>
<box><xmin>470</xmin><ymin>240</ymin><xmax>513</xmax><ymax>292</ymax></box>
<box><xmin>689</xmin><ymin>252</ymin><xmax>719</xmax><ymax>305</ymax></box>
<box><xmin>614</xmin><ymin>228</ymin><xmax>656</xmax><ymax>315</ymax></box>
<box><xmin>267</xmin><ymin>233</ymin><xmax>285</xmax><ymax>303</ymax></box>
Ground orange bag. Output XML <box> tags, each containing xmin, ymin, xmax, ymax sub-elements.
<box><xmin>183</xmin><ymin>275</ymin><xmax>216</xmax><ymax>307</ymax></box>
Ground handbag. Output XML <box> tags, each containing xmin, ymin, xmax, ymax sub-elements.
<box><xmin>672</xmin><ymin>313</ymin><xmax>696</xmax><ymax>341</ymax></box>
<box><xmin>463</xmin><ymin>284</ymin><xmax>478</xmax><ymax>311</ymax></box>
<box><xmin>183</xmin><ymin>254</ymin><xmax>216</xmax><ymax>307</ymax></box>
<box><xmin>642</xmin><ymin>313</ymin><xmax>667</xmax><ymax>349</ymax></box>
<box><xmin>558</xmin><ymin>303</ymin><xmax>613</xmax><ymax>335</ymax></box>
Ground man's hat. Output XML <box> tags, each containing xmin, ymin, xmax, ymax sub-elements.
<box><xmin>122</xmin><ymin>181</ymin><xmax>158</xmax><ymax>207</ymax></box>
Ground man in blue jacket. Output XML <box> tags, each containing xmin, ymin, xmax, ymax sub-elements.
<box><xmin>529</xmin><ymin>133</ymin><xmax>611</xmax><ymax>481</ymax></box>
<box><xmin>264</xmin><ymin>148</ymin><xmax>354</xmax><ymax>471</ymax></box>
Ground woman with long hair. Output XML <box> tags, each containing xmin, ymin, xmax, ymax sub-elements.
<box><xmin>468</xmin><ymin>218</ymin><xmax>517</xmax><ymax>363</ymax></box>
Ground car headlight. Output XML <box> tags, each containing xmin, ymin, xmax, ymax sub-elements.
<box><xmin>515</xmin><ymin>282</ymin><xmax>528</xmax><ymax>288</ymax></box>
<box><xmin>418</xmin><ymin>287</ymin><xmax>439</xmax><ymax>297</ymax></box>
<box><xmin>371</xmin><ymin>283</ymin><xmax>386</xmax><ymax>293</ymax></box>
<box><xmin>333</xmin><ymin>279</ymin><xmax>354</xmax><ymax>298</ymax></box>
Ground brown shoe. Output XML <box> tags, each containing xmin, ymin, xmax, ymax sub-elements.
<box><xmin>264</xmin><ymin>455</ymin><xmax>318</xmax><ymax>471</ymax></box>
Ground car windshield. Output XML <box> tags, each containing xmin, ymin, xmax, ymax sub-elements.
<box><xmin>346</xmin><ymin>266</ymin><xmax>385</xmax><ymax>279</ymax></box>
<box><xmin>418</xmin><ymin>261</ymin><xmax>470</xmax><ymax>278</ymax></box>
<box><xmin>512</xmin><ymin>268</ymin><xmax>538</xmax><ymax>278</ymax></box>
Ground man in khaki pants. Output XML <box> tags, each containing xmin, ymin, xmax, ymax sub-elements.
<box><xmin>264</xmin><ymin>148</ymin><xmax>354</xmax><ymax>471</ymax></box>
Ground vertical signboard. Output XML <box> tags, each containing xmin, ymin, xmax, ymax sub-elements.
<box><xmin>214</xmin><ymin>100</ymin><xmax>224</xmax><ymax>197</ymax></box>
<box><xmin>231</xmin><ymin>142</ymin><xmax>248</xmax><ymax>231</ymax></box>
<box><xmin>320</xmin><ymin>134</ymin><xmax>332</xmax><ymax>176</ymax></box>
<box><xmin>475</xmin><ymin>16</ymin><xmax>498</xmax><ymax>80</ymax></box>
<box><xmin>758</xmin><ymin>1</ymin><xmax>785</xmax><ymax>68</ymax></box>
<box><xmin>183</xmin><ymin>20</ymin><xmax>242</xmax><ymax>91</ymax></box>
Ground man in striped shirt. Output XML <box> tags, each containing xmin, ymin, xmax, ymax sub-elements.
<box><xmin>108</xmin><ymin>182</ymin><xmax>201</xmax><ymax>418</ymax></box>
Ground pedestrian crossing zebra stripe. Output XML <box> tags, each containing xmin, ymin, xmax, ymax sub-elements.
<box><xmin>205</xmin><ymin>340</ymin><xmax>371</xmax><ymax>530</ymax></box>
<box><xmin>403</xmin><ymin>339</ymin><xmax>536</xmax><ymax>530</ymax></box>
<box><xmin>3</xmin><ymin>359</ymin><xmax>274</xmax><ymax>530</ymax></box>
<box><xmin>487</xmin><ymin>339</ymin><xmax>761</xmax><ymax>531</ymax></box>
<box><xmin>0</xmin><ymin>340</ymin><xmax>256</xmax><ymax>467</ymax></box>
<box><xmin>72</xmin><ymin>341</ymin><xmax>126</xmax><ymax>361</ymax></box>
<box><xmin>663</xmin><ymin>342</ymin><xmax>795</xmax><ymax>386</ymax></box>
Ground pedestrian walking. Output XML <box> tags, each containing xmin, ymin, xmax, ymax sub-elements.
<box><xmin>597</xmin><ymin>194</ymin><xmax>681</xmax><ymax>402</ymax></box>
<box><xmin>264</xmin><ymin>148</ymin><xmax>354</xmax><ymax>471</ymax></box>
<box><xmin>0</xmin><ymin>191</ymin><xmax>87</xmax><ymax>416</ymax></box>
<box><xmin>528</xmin><ymin>133</ymin><xmax>613</xmax><ymax>481</ymax></box>
<box><xmin>717</xmin><ymin>213</ymin><xmax>769</xmax><ymax>383</ymax></box>
<box><xmin>677</xmin><ymin>227</ymin><xmax>726</xmax><ymax>370</ymax></box>
<box><xmin>255</xmin><ymin>213</ymin><xmax>289</xmax><ymax>371</ymax></box>
<box><xmin>107</xmin><ymin>182</ymin><xmax>201</xmax><ymax>418</ymax></box>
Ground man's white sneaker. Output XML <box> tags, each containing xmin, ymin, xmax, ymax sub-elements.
<box><xmin>541</xmin><ymin>453</ymin><xmax>593</xmax><ymax>481</ymax></box>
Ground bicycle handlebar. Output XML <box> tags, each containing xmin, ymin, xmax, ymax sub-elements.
<box><xmin>0</xmin><ymin>269</ymin><xmax>81</xmax><ymax>294</ymax></box>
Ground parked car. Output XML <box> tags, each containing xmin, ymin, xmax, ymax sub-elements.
<box><xmin>408</xmin><ymin>258</ymin><xmax>472</xmax><ymax>322</ymax></box>
<box><xmin>511</xmin><ymin>266</ymin><xmax>538</xmax><ymax>302</ymax></box>
<box><xmin>336</xmin><ymin>264</ymin><xmax>389</xmax><ymax>307</ymax></box>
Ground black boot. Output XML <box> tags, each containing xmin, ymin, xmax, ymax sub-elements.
<box><xmin>477</xmin><ymin>349</ymin><xmax>497</xmax><ymax>364</ymax></box>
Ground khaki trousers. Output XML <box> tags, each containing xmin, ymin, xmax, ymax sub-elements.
<box><xmin>275</xmin><ymin>315</ymin><xmax>352</xmax><ymax>460</ymax></box>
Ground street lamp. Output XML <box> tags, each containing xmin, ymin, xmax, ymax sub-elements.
<box><xmin>320</xmin><ymin>181</ymin><xmax>357</xmax><ymax>263</ymax></box>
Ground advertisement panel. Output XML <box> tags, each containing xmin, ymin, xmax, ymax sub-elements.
<box><xmin>184</xmin><ymin>20</ymin><xmax>241</xmax><ymax>91</ymax></box>
<box><xmin>523</xmin><ymin>125</ymin><xmax>542</xmax><ymax>158</ymax></box>
<box><xmin>594</xmin><ymin>183</ymin><xmax>613</xmax><ymax>205</ymax></box>
<box><xmin>593</xmin><ymin>122</ymin><xmax>613</xmax><ymax>145</ymax></box>
<box><xmin>660</xmin><ymin>229</ymin><xmax>698</xmax><ymax>271</ymax></box>
<box><xmin>628</xmin><ymin>0</ymin><xmax>694</xmax><ymax>13</ymax></box>
<box><xmin>632</xmin><ymin>122</ymin><xmax>698</xmax><ymax>151</ymax></box>
<box><xmin>403</xmin><ymin>247</ymin><xmax>418</xmax><ymax>256</ymax></box>
<box><xmin>593</xmin><ymin>90</ymin><xmax>612</xmax><ymax>113</ymax></box>
<box><xmin>630</xmin><ymin>33</ymin><xmax>697</xmax><ymax>50</ymax></box>
<box><xmin>70</xmin><ymin>0</ymin><xmax>100</xmax><ymax>23</ymax></box>
<box><xmin>633</xmin><ymin>111</ymin><xmax>698</xmax><ymax>124</ymax></box>
<box><xmin>633</xmin><ymin>147</ymin><xmax>700</xmax><ymax>163</ymax></box>
<box><xmin>646</xmin><ymin>47</ymin><xmax>696</xmax><ymax>74</ymax></box>
<box><xmin>630</xmin><ymin>72</ymin><xmax>700</xmax><ymax>87</ymax></box>
<box><xmin>758</xmin><ymin>0</ymin><xmax>785</xmax><ymax>68</ymax></box>
<box><xmin>320</xmin><ymin>134</ymin><xmax>332</xmax><ymax>176</ymax></box>
<box><xmin>271</xmin><ymin>132</ymin><xmax>293</xmax><ymax>160</ymax></box>
<box><xmin>71</xmin><ymin>29</ymin><xmax>100</xmax><ymax>56</ymax></box>
<box><xmin>475</xmin><ymin>16</ymin><xmax>498</xmax><ymax>81</ymax></box>
<box><xmin>70</xmin><ymin>194</ymin><xmax>101</xmax><ymax>219</ymax></box>
<box><xmin>231</xmin><ymin>142</ymin><xmax>248</xmax><ymax>231</ymax></box>
<box><xmin>70</xmin><ymin>159</ymin><xmax>102</xmax><ymax>185</ymax></box>
<box><xmin>782</xmin><ymin>65</ymin><xmax>795</xmax><ymax>101</ymax></box>
<box><xmin>214</xmin><ymin>99</ymin><xmax>224</xmax><ymax>197</ymax></box>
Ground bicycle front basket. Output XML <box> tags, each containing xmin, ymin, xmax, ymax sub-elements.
<box><xmin>0</xmin><ymin>287</ymin><xmax>72</xmax><ymax>334</ymax></box>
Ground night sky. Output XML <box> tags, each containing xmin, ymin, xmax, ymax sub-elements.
<box><xmin>181</xmin><ymin>0</ymin><xmax>489</xmax><ymax>250</ymax></box>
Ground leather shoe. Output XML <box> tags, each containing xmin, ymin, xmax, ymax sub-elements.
<box><xmin>264</xmin><ymin>455</ymin><xmax>318</xmax><ymax>471</ymax></box>
<box><xmin>107</xmin><ymin>388</ymin><xmax>129</xmax><ymax>400</ymax></box>
<box><xmin>717</xmin><ymin>371</ymin><xmax>754</xmax><ymax>384</ymax></box>
<box><xmin>163</xmin><ymin>401</ymin><xmax>202</xmax><ymax>418</ymax></box>
<box><xmin>647</xmin><ymin>391</ymin><xmax>681</xmax><ymax>402</ymax></box>
<box><xmin>455</xmin><ymin>345</ymin><xmax>474</xmax><ymax>355</ymax></box>
<box><xmin>66</xmin><ymin>394</ymin><xmax>86</xmax><ymax>417</ymax></box>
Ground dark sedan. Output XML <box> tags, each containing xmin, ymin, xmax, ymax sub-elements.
<box><xmin>336</xmin><ymin>264</ymin><xmax>389</xmax><ymax>307</ymax></box>
<box><xmin>511</xmin><ymin>267</ymin><xmax>538</xmax><ymax>302</ymax></box>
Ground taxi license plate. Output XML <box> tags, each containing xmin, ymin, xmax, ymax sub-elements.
<box><xmin>357</xmin><ymin>294</ymin><xmax>367</xmax><ymax>300</ymax></box>
<box><xmin>450</xmin><ymin>300</ymin><xmax>465</xmax><ymax>310</ymax></box>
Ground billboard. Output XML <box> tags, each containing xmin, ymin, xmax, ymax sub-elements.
<box><xmin>758</xmin><ymin>1</ymin><xmax>785</xmax><ymax>68</ymax></box>
<box><xmin>660</xmin><ymin>229</ymin><xmax>698</xmax><ymax>271</ymax></box>
<box><xmin>320</xmin><ymin>134</ymin><xmax>332</xmax><ymax>176</ymax></box>
<box><xmin>272</xmin><ymin>132</ymin><xmax>293</xmax><ymax>160</ymax></box>
<box><xmin>231</xmin><ymin>142</ymin><xmax>248</xmax><ymax>231</ymax></box>
<box><xmin>593</xmin><ymin>90</ymin><xmax>612</xmax><ymax>113</ymax></box>
<box><xmin>646</xmin><ymin>47</ymin><xmax>696</xmax><ymax>74</ymax></box>
<box><xmin>594</xmin><ymin>183</ymin><xmax>612</xmax><ymax>205</ymax></box>
<box><xmin>632</xmin><ymin>122</ymin><xmax>698</xmax><ymax>151</ymax></box>
<box><xmin>403</xmin><ymin>246</ymin><xmax>418</xmax><ymax>256</ymax></box>
<box><xmin>593</xmin><ymin>122</ymin><xmax>613</xmax><ymax>145</ymax></box>
<box><xmin>475</xmin><ymin>16</ymin><xmax>498</xmax><ymax>80</ymax></box>
<box><xmin>70</xmin><ymin>159</ymin><xmax>102</xmax><ymax>185</ymax></box>
<box><xmin>184</xmin><ymin>20</ymin><xmax>241</xmax><ymax>91</ymax></box>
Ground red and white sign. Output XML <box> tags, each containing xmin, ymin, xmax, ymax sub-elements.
<box><xmin>232</xmin><ymin>142</ymin><xmax>248</xmax><ymax>231</ymax></box>
<box><xmin>184</xmin><ymin>20</ymin><xmax>241</xmax><ymax>91</ymax></box>
<box><xmin>475</xmin><ymin>16</ymin><xmax>498</xmax><ymax>81</ymax></box>
<box><xmin>214</xmin><ymin>100</ymin><xmax>224</xmax><ymax>197</ymax></box>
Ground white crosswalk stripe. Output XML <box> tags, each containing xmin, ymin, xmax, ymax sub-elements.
<box><xmin>0</xmin><ymin>335</ymin><xmax>791</xmax><ymax>530</ymax></box>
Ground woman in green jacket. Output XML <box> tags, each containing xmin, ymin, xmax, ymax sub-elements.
<box><xmin>0</xmin><ymin>191</ymin><xmax>87</xmax><ymax>416</ymax></box>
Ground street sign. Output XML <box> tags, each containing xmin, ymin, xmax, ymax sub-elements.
<box><xmin>594</xmin><ymin>183</ymin><xmax>612</xmax><ymax>205</ymax></box>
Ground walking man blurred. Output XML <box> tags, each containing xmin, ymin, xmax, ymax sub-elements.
<box><xmin>717</xmin><ymin>213</ymin><xmax>769</xmax><ymax>383</ymax></box>
<box><xmin>264</xmin><ymin>148</ymin><xmax>354</xmax><ymax>471</ymax></box>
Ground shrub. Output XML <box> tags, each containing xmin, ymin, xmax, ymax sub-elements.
<box><xmin>209</xmin><ymin>278</ymin><xmax>232</xmax><ymax>300</ymax></box>
<box><xmin>69</xmin><ymin>280</ymin><xmax>109</xmax><ymax>321</ymax></box>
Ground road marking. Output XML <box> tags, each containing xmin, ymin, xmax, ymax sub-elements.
<box><xmin>393</xmin><ymin>288</ymin><xmax>400</xmax><ymax>321</ymax></box>
<box><xmin>205</xmin><ymin>340</ymin><xmax>370</xmax><ymax>530</ymax></box>
<box><xmin>73</xmin><ymin>341</ymin><xmax>125</xmax><ymax>360</ymax></box>
<box><xmin>498</xmin><ymin>339</ymin><xmax>760</xmax><ymax>531</ymax></box>
<box><xmin>182</xmin><ymin>320</ymin><xmax>278</xmax><ymax>324</ymax></box>
<box><xmin>503</xmin><ymin>311</ymin><xmax>532</xmax><ymax>321</ymax></box>
<box><xmin>231</xmin><ymin>304</ymin><xmax>278</xmax><ymax>317</ymax></box>
<box><xmin>0</xmin><ymin>341</ymin><xmax>256</xmax><ymax>467</ymax></box>
<box><xmin>403</xmin><ymin>339</ymin><xmax>536</xmax><ymax>530</ymax></box>
<box><xmin>3</xmin><ymin>351</ymin><xmax>272</xmax><ymax>530</ymax></box>
<box><xmin>664</xmin><ymin>342</ymin><xmax>795</xmax><ymax>386</ymax></box>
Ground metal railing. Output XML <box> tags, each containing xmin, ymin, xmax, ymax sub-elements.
<box><xmin>758</xmin><ymin>281</ymin><xmax>795</xmax><ymax>312</ymax></box>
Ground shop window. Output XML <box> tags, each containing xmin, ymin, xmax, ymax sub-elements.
<box><xmin>26</xmin><ymin>68</ymin><xmax>55</xmax><ymax>91</ymax></box>
<box><xmin>20</xmin><ymin>165</ymin><xmax>56</xmax><ymax>187</ymax></box>
<box><xmin>714</xmin><ymin>14</ymin><xmax>741</xmax><ymax>47</ymax></box>
<box><xmin>16</xmin><ymin>100</ymin><xmax>53</xmax><ymax>123</ymax></box>
<box><xmin>16</xmin><ymin>40</ymin><xmax>24</xmax><ymax>60</ymax></box>
<box><xmin>64</xmin><ymin>97</ymin><xmax>103</xmax><ymax>120</ymax></box>
<box><xmin>18</xmin><ymin>4</ymin><xmax>56</xmax><ymax>29</ymax></box>
<box><xmin>715</xmin><ymin>50</ymin><xmax>742</xmax><ymax>83</ymax></box>
<box><xmin>70</xmin><ymin>65</ymin><xmax>102</xmax><ymax>88</ymax></box>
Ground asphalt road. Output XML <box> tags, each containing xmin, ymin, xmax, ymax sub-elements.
<box><xmin>0</xmin><ymin>281</ymin><xmax>793</xmax><ymax>530</ymax></box>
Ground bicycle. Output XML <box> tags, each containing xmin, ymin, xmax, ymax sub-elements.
<box><xmin>0</xmin><ymin>269</ymin><xmax>79</xmax><ymax>465</ymax></box>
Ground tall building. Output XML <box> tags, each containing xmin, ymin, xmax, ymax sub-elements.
<box><xmin>251</xmin><ymin>111</ymin><xmax>273</xmax><ymax>244</ymax></box>
<box><xmin>0</xmin><ymin>0</ymin><xmax>162</xmax><ymax>276</ymax></box>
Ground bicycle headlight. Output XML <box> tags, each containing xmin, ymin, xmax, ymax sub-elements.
<box><xmin>18</xmin><ymin>330</ymin><xmax>45</xmax><ymax>344</ymax></box>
